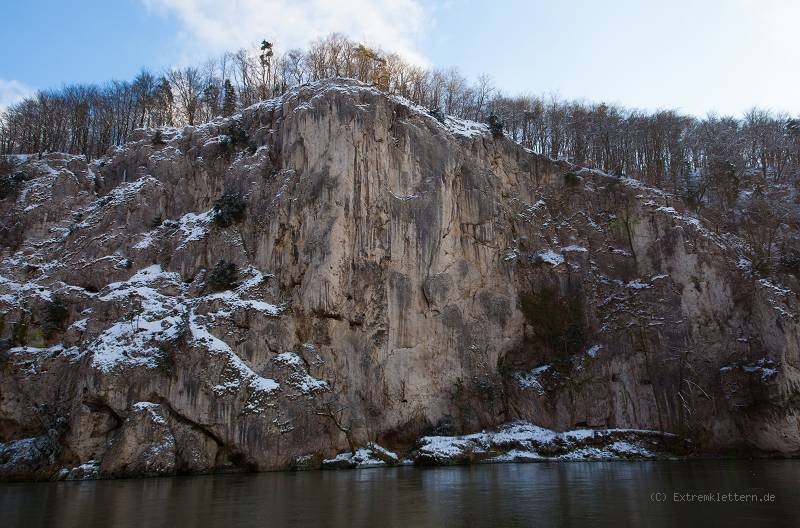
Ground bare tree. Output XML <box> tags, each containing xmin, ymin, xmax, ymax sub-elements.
<box><xmin>315</xmin><ymin>398</ymin><xmax>356</xmax><ymax>456</ymax></box>
<box><xmin>167</xmin><ymin>67</ymin><xmax>202</xmax><ymax>125</ymax></box>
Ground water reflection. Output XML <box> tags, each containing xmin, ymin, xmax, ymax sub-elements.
<box><xmin>2</xmin><ymin>460</ymin><xmax>798</xmax><ymax>527</ymax></box>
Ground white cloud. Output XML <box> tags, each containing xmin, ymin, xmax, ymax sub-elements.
<box><xmin>0</xmin><ymin>79</ymin><xmax>35</xmax><ymax>113</ymax></box>
<box><xmin>142</xmin><ymin>0</ymin><xmax>429</xmax><ymax>65</ymax></box>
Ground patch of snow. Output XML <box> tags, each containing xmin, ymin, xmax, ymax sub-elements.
<box><xmin>250</xmin><ymin>376</ymin><xmax>280</xmax><ymax>392</ymax></box>
<box><xmin>272</xmin><ymin>351</ymin><xmax>329</xmax><ymax>394</ymax></box>
<box><xmin>273</xmin><ymin>351</ymin><xmax>303</xmax><ymax>366</ymax></box>
<box><xmin>757</xmin><ymin>279</ymin><xmax>791</xmax><ymax>296</ymax></box>
<box><xmin>69</xmin><ymin>318</ymin><xmax>88</xmax><ymax>332</ymax></box>
<box><xmin>205</xmin><ymin>289</ymin><xmax>282</xmax><ymax>316</ymax></box>
<box><xmin>176</xmin><ymin>210</ymin><xmax>215</xmax><ymax>249</ymax></box>
<box><xmin>514</xmin><ymin>365</ymin><xmax>551</xmax><ymax>394</ymax></box>
<box><xmin>720</xmin><ymin>358</ymin><xmax>778</xmax><ymax>381</ymax></box>
<box><xmin>238</xmin><ymin>267</ymin><xmax>271</xmax><ymax>291</ymax></box>
<box><xmin>132</xmin><ymin>401</ymin><xmax>168</xmax><ymax>425</ymax></box>
<box><xmin>58</xmin><ymin>460</ymin><xmax>100</xmax><ymax>481</ymax></box>
<box><xmin>742</xmin><ymin>358</ymin><xmax>779</xmax><ymax>381</ymax></box>
<box><xmin>443</xmin><ymin>115</ymin><xmax>489</xmax><ymax>138</ymax></box>
<box><xmin>324</xmin><ymin>443</ymin><xmax>399</xmax><ymax>469</ymax></box>
<box><xmin>0</xmin><ymin>275</ymin><xmax>54</xmax><ymax>305</ymax></box>
<box><xmin>561</xmin><ymin>245</ymin><xmax>588</xmax><ymax>253</ymax></box>
<box><xmin>6</xmin><ymin>344</ymin><xmax>81</xmax><ymax>375</ymax></box>
<box><xmin>191</xmin><ymin>311</ymin><xmax>280</xmax><ymax>397</ymax></box>
<box><xmin>610</xmin><ymin>248</ymin><xmax>632</xmax><ymax>257</ymax></box>
<box><xmin>90</xmin><ymin>265</ymin><xmax>188</xmax><ymax>372</ymax></box>
<box><xmin>536</xmin><ymin>249</ymin><xmax>565</xmax><ymax>266</ymax></box>
<box><xmin>134</xmin><ymin>209</ymin><xmax>214</xmax><ymax>251</ymax></box>
<box><xmin>586</xmin><ymin>344</ymin><xmax>603</xmax><ymax>358</ymax></box>
<box><xmin>415</xmin><ymin>421</ymin><xmax>670</xmax><ymax>464</ymax></box>
<box><xmin>77</xmin><ymin>177</ymin><xmax>161</xmax><ymax>230</ymax></box>
<box><xmin>294</xmin><ymin>374</ymin><xmax>328</xmax><ymax>393</ymax></box>
<box><xmin>383</xmin><ymin>90</ymin><xmax>489</xmax><ymax>139</ymax></box>
<box><xmin>133</xmin><ymin>231</ymin><xmax>157</xmax><ymax>250</ymax></box>
<box><xmin>737</xmin><ymin>257</ymin><xmax>752</xmax><ymax>272</ymax></box>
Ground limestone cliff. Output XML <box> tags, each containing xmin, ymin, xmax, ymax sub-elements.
<box><xmin>1</xmin><ymin>79</ymin><xmax>798</xmax><ymax>480</ymax></box>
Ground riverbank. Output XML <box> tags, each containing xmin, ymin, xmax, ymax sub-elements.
<box><xmin>3</xmin><ymin>420</ymin><xmax>692</xmax><ymax>482</ymax></box>
<box><xmin>3</xmin><ymin>460</ymin><xmax>798</xmax><ymax>528</ymax></box>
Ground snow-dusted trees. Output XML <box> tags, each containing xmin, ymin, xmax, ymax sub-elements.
<box><xmin>2</xmin><ymin>31</ymin><xmax>799</xmax><ymax>207</ymax></box>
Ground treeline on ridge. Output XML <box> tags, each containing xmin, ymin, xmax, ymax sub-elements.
<box><xmin>2</xmin><ymin>33</ymin><xmax>800</xmax><ymax>275</ymax></box>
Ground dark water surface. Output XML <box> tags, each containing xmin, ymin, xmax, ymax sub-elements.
<box><xmin>2</xmin><ymin>460</ymin><xmax>798</xmax><ymax>527</ymax></box>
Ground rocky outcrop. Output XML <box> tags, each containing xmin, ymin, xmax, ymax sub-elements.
<box><xmin>0</xmin><ymin>79</ymin><xmax>798</xmax><ymax>480</ymax></box>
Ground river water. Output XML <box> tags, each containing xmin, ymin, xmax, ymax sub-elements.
<box><xmin>2</xmin><ymin>460</ymin><xmax>798</xmax><ymax>527</ymax></box>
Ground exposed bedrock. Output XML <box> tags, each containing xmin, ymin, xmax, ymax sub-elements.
<box><xmin>1</xmin><ymin>79</ymin><xmax>798</xmax><ymax>480</ymax></box>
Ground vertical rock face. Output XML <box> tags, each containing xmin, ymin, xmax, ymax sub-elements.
<box><xmin>0</xmin><ymin>79</ymin><xmax>798</xmax><ymax>479</ymax></box>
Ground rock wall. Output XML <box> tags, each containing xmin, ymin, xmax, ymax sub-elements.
<box><xmin>1</xmin><ymin>79</ymin><xmax>798</xmax><ymax>480</ymax></box>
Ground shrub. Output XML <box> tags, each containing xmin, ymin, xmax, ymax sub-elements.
<box><xmin>0</xmin><ymin>158</ymin><xmax>27</xmax><ymax>201</ymax></box>
<box><xmin>154</xmin><ymin>348</ymin><xmax>175</xmax><ymax>375</ymax></box>
<box><xmin>217</xmin><ymin>135</ymin><xmax>233</xmax><ymax>155</ymax></box>
<box><xmin>563</xmin><ymin>171</ymin><xmax>582</xmax><ymax>186</ymax></box>
<box><xmin>428</xmin><ymin>107</ymin><xmax>445</xmax><ymax>124</ymax></box>
<box><xmin>151</xmin><ymin>130</ymin><xmax>166</xmax><ymax>146</ymax></box>
<box><xmin>780</xmin><ymin>245</ymin><xmax>800</xmax><ymax>275</ymax></box>
<box><xmin>0</xmin><ymin>216</ymin><xmax>25</xmax><ymax>250</ymax></box>
<box><xmin>0</xmin><ymin>157</ymin><xmax>12</xmax><ymax>176</ymax></box>
<box><xmin>487</xmin><ymin>114</ymin><xmax>504</xmax><ymax>139</ymax></box>
<box><xmin>428</xmin><ymin>416</ymin><xmax>456</xmax><ymax>436</ymax></box>
<box><xmin>529</xmin><ymin>253</ymin><xmax>545</xmax><ymax>266</ymax></box>
<box><xmin>213</xmin><ymin>190</ymin><xmax>246</xmax><ymax>227</ymax></box>
<box><xmin>217</xmin><ymin>124</ymin><xmax>248</xmax><ymax>157</ymax></box>
<box><xmin>207</xmin><ymin>259</ymin><xmax>239</xmax><ymax>291</ymax></box>
<box><xmin>228</xmin><ymin>122</ymin><xmax>249</xmax><ymax>146</ymax></box>
<box><xmin>41</xmin><ymin>296</ymin><xmax>69</xmax><ymax>339</ymax></box>
<box><xmin>0</xmin><ymin>174</ymin><xmax>17</xmax><ymax>200</ymax></box>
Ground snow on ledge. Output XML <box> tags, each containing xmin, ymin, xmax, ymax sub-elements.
<box><xmin>414</xmin><ymin>421</ymin><xmax>677</xmax><ymax>464</ymax></box>
<box><xmin>323</xmin><ymin>443</ymin><xmax>400</xmax><ymax>469</ymax></box>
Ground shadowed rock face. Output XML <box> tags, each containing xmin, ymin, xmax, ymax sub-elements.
<box><xmin>1</xmin><ymin>79</ymin><xmax>798</xmax><ymax>480</ymax></box>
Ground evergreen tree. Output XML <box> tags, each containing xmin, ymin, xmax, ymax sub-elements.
<box><xmin>259</xmin><ymin>40</ymin><xmax>274</xmax><ymax>98</ymax></box>
<box><xmin>213</xmin><ymin>190</ymin><xmax>246</xmax><ymax>226</ymax></box>
<box><xmin>156</xmin><ymin>78</ymin><xmax>174</xmax><ymax>126</ymax></box>
<box><xmin>487</xmin><ymin>114</ymin><xmax>504</xmax><ymax>139</ymax></box>
<box><xmin>222</xmin><ymin>80</ymin><xmax>237</xmax><ymax>117</ymax></box>
<box><xmin>428</xmin><ymin>107</ymin><xmax>446</xmax><ymax>124</ymax></box>
<box><xmin>203</xmin><ymin>83</ymin><xmax>221</xmax><ymax>119</ymax></box>
<box><xmin>207</xmin><ymin>259</ymin><xmax>239</xmax><ymax>291</ymax></box>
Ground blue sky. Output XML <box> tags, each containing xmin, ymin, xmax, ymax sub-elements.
<box><xmin>2</xmin><ymin>0</ymin><xmax>798</xmax><ymax>116</ymax></box>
